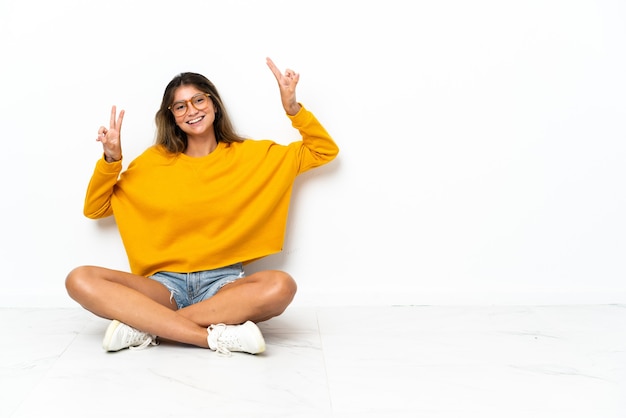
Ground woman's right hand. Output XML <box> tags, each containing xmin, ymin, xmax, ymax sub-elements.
<box><xmin>97</xmin><ymin>105</ymin><xmax>125</xmax><ymax>162</ymax></box>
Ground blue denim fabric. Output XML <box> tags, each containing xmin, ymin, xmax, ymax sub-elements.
<box><xmin>149</xmin><ymin>263</ymin><xmax>245</xmax><ymax>309</ymax></box>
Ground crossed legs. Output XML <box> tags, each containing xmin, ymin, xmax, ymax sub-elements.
<box><xmin>65</xmin><ymin>265</ymin><xmax>297</xmax><ymax>348</ymax></box>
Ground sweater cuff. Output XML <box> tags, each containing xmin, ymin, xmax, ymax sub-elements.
<box><xmin>288</xmin><ymin>103</ymin><xmax>310</xmax><ymax>124</ymax></box>
<box><xmin>96</xmin><ymin>154</ymin><xmax>123</xmax><ymax>173</ymax></box>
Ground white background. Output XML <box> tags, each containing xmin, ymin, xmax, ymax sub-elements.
<box><xmin>1</xmin><ymin>0</ymin><xmax>625</xmax><ymax>307</ymax></box>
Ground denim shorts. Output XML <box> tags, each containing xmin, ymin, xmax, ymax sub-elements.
<box><xmin>149</xmin><ymin>263</ymin><xmax>245</xmax><ymax>309</ymax></box>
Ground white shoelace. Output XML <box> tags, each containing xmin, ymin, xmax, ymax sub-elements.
<box><xmin>207</xmin><ymin>323</ymin><xmax>239</xmax><ymax>356</ymax></box>
<box><xmin>126</xmin><ymin>328</ymin><xmax>159</xmax><ymax>351</ymax></box>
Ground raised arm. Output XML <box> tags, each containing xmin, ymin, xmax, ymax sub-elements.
<box><xmin>83</xmin><ymin>106</ymin><xmax>126</xmax><ymax>219</ymax></box>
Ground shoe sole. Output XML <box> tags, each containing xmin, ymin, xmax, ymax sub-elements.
<box><xmin>102</xmin><ymin>319</ymin><xmax>122</xmax><ymax>352</ymax></box>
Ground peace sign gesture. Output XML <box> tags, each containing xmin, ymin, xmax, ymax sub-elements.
<box><xmin>97</xmin><ymin>105</ymin><xmax>125</xmax><ymax>162</ymax></box>
<box><xmin>266</xmin><ymin>57</ymin><xmax>302</xmax><ymax>116</ymax></box>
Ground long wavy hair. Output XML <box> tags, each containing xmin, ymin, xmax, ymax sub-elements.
<box><xmin>155</xmin><ymin>72</ymin><xmax>245</xmax><ymax>153</ymax></box>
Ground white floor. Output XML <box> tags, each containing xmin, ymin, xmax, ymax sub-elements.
<box><xmin>1</xmin><ymin>305</ymin><xmax>625</xmax><ymax>417</ymax></box>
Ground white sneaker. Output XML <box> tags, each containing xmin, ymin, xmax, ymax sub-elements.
<box><xmin>207</xmin><ymin>321</ymin><xmax>266</xmax><ymax>356</ymax></box>
<box><xmin>102</xmin><ymin>320</ymin><xmax>158</xmax><ymax>352</ymax></box>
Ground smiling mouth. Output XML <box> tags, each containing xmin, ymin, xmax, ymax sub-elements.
<box><xmin>187</xmin><ymin>116</ymin><xmax>204</xmax><ymax>125</ymax></box>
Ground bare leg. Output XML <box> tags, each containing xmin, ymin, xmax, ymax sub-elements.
<box><xmin>66</xmin><ymin>266</ymin><xmax>210</xmax><ymax>347</ymax></box>
<box><xmin>65</xmin><ymin>266</ymin><xmax>297</xmax><ymax>348</ymax></box>
<box><xmin>178</xmin><ymin>270</ymin><xmax>297</xmax><ymax>327</ymax></box>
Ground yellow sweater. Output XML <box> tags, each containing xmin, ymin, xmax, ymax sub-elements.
<box><xmin>83</xmin><ymin>105</ymin><xmax>338</xmax><ymax>277</ymax></box>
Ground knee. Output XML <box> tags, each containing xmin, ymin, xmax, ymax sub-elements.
<box><xmin>265</xmin><ymin>271</ymin><xmax>297</xmax><ymax>309</ymax></box>
<box><xmin>65</xmin><ymin>266</ymin><xmax>96</xmax><ymax>300</ymax></box>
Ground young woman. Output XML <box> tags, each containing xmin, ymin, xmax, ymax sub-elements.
<box><xmin>65</xmin><ymin>58</ymin><xmax>339</xmax><ymax>355</ymax></box>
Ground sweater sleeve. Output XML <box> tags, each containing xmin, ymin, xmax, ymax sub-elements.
<box><xmin>83</xmin><ymin>155</ymin><xmax>123</xmax><ymax>219</ymax></box>
<box><xmin>288</xmin><ymin>105</ymin><xmax>339</xmax><ymax>174</ymax></box>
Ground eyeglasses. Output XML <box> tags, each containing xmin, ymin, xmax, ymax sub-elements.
<box><xmin>168</xmin><ymin>93</ymin><xmax>211</xmax><ymax>117</ymax></box>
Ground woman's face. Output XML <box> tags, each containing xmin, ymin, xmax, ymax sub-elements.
<box><xmin>171</xmin><ymin>85</ymin><xmax>217</xmax><ymax>138</ymax></box>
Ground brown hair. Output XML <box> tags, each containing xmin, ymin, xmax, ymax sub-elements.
<box><xmin>154</xmin><ymin>72</ymin><xmax>245</xmax><ymax>153</ymax></box>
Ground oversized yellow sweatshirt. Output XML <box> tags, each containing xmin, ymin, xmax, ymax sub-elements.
<box><xmin>83</xmin><ymin>105</ymin><xmax>338</xmax><ymax>277</ymax></box>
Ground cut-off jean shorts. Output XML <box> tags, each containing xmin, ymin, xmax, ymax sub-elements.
<box><xmin>149</xmin><ymin>262</ymin><xmax>245</xmax><ymax>309</ymax></box>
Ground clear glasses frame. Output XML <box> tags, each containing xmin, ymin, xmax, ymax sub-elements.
<box><xmin>168</xmin><ymin>93</ymin><xmax>211</xmax><ymax>116</ymax></box>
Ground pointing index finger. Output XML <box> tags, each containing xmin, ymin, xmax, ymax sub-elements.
<box><xmin>266</xmin><ymin>57</ymin><xmax>282</xmax><ymax>80</ymax></box>
<box><xmin>110</xmin><ymin>106</ymin><xmax>117</xmax><ymax>129</ymax></box>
